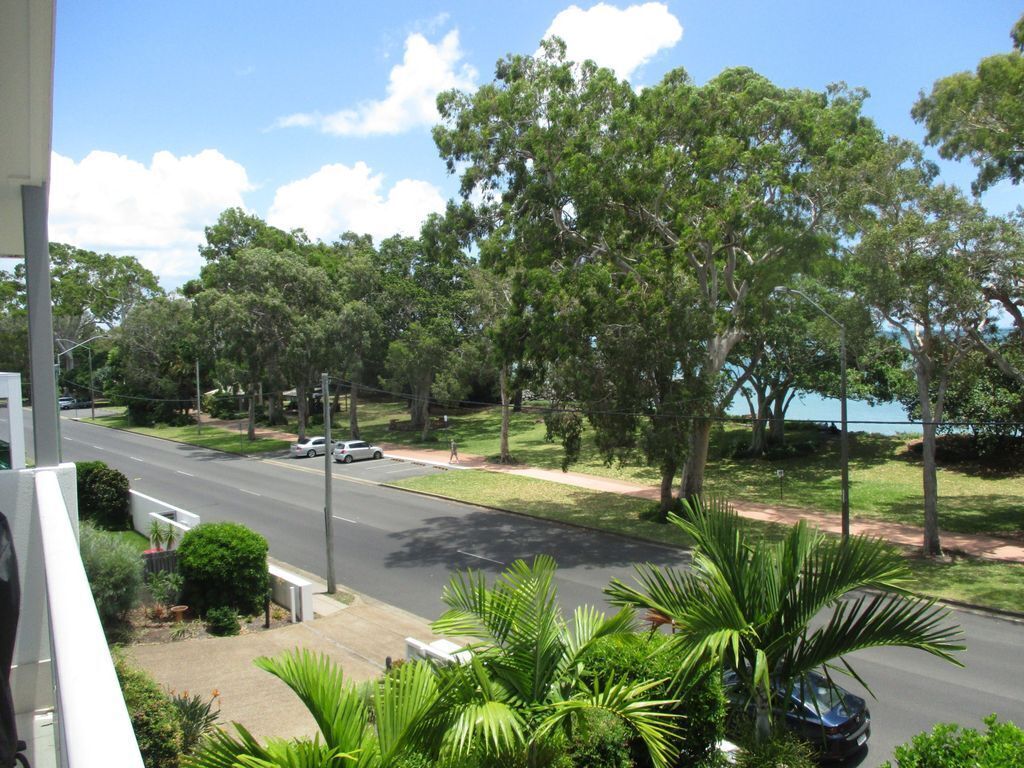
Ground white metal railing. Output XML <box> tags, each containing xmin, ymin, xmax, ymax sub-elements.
<box><xmin>35</xmin><ymin>470</ymin><xmax>144</xmax><ymax>768</ymax></box>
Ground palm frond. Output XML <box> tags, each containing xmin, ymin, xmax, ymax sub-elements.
<box><xmin>372</xmin><ymin>659</ymin><xmax>440</xmax><ymax>764</ymax></box>
<box><xmin>537</xmin><ymin>677</ymin><xmax>682</xmax><ymax>768</ymax></box>
<box><xmin>254</xmin><ymin>650</ymin><xmax>370</xmax><ymax>756</ymax></box>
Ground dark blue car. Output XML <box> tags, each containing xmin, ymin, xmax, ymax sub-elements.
<box><xmin>724</xmin><ymin>670</ymin><xmax>871</xmax><ymax>760</ymax></box>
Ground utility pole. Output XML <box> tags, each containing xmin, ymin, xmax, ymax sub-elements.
<box><xmin>322</xmin><ymin>372</ymin><xmax>336</xmax><ymax>593</ymax></box>
<box><xmin>89</xmin><ymin>346</ymin><xmax>96</xmax><ymax>420</ymax></box>
<box><xmin>195</xmin><ymin>359</ymin><xmax>202</xmax><ymax>435</ymax></box>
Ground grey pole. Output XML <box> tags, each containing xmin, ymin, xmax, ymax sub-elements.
<box><xmin>89</xmin><ymin>346</ymin><xmax>95</xmax><ymax>420</ymax></box>
<box><xmin>839</xmin><ymin>325</ymin><xmax>850</xmax><ymax>540</ymax></box>
<box><xmin>195</xmin><ymin>359</ymin><xmax>202</xmax><ymax>435</ymax></box>
<box><xmin>322</xmin><ymin>372</ymin><xmax>336</xmax><ymax>594</ymax></box>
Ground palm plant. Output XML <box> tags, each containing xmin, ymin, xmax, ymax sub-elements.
<box><xmin>429</xmin><ymin>555</ymin><xmax>682</xmax><ymax>768</ymax></box>
<box><xmin>605</xmin><ymin>497</ymin><xmax>965</xmax><ymax>744</ymax></box>
<box><xmin>184</xmin><ymin>648</ymin><xmax>441</xmax><ymax>768</ymax></box>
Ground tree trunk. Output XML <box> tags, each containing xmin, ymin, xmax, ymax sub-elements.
<box><xmin>754</xmin><ymin>694</ymin><xmax>772</xmax><ymax>745</ymax></box>
<box><xmin>658</xmin><ymin>457</ymin><xmax>677</xmax><ymax>517</ymax></box>
<box><xmin>681</xmin><ymin>418</ymin><xmax>712</xmax><ymax>500</ymax></box>
<box><xmin>513</xmin><ymin>388</ymin><xmax>523</xmax><ymax>413</ymax></box>
<box><xmin>247</xmin><ymin>389</ymin><xmax>256</xmax><ymax>441</ymax></box>
<box><xmin>296</xmin><ymin>381</ymin><xmax>307</xmax><ymax>440</ymax></box>
<box><xmin>746</xmin><ymin>384</ymin><xmax>770</xmax><ymax>457</ymax></box>
<box><xmin>768</xmin><ymin>392</ymin><xmax>788</xmax><ymax>445</ymax></box>
<box><xmin>349</xmin><ymin>381</ymin><xmax>360</xmax><ymax>438</ymax></box>
<box><xmin>499</xmin><ymin>364</ymin><xmax>511</xmax><ymax>463</ymax></box>
<box><xmin>917</xmin><ymin>369</ymin><xmax>942</xmax><ymax>556</ymax></box>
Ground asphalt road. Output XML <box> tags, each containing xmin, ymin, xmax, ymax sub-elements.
<box><xmin>9</xmin><ymin>409</ymin><xmax>1024</xmax><ymax>766</ymax></box>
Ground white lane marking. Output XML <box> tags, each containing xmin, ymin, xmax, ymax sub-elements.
<box><xmin>90</xmin><ymin>444</ymin><xmax>104</xmax><ymax>450</ymax></box>
<box><xmin>240</xmin><ymin>488</ymin><xmax>261</xmax><ymax>497</ymax></box>
<box><xmin>457</xmin><ymin>550</ymin><xmax>505</xmax><ymax>566</ymax></box>
<box><xmin>176</xmin><ymin>470</ymin><xmax>194</xmax><ymax>477</ymax></box>
<box><xmin>64</xmin><ymin>437</ymin><xmax>74</xmax><ymax>441</ymax></box>
<box><xmin>333</xmin><ymin>515</ymin><xmax>358</xmax><ymax>524</ymax></box>
<box><xmin>130</xmin><ymin>456</ymin><xmax>143</xmax><ymax>462</ymax></box>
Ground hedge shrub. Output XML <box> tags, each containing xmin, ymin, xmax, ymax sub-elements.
<box><xmin>76</xmin><ymin>460</ymin><xmax>131</xmax><ymax>530</ymax></box>
<box><xmin>177</xmin><ymin>522</ymin><xmax>268</xmax><ymax>615</ymax></box>
<box><xmin>882</xmin><ymin>715</ymin><xmax>1024</xmax><ymax>768</ymax></box>
<box><xmin>578</xmin><ymin>633</ymin><xmax>727</xmax><ymax>768</ymax></box>
<box><xmin>205</xmin><ymin>605</ymin><xmax>240</xmax><ymax>636</ymax></box>
<box><xmin>565</xmin><ymin>708</ymin><xmax>634</xmax><ymax>768</ymax></box>
<box><xmin>79</xmin><ymin>521</ymin><xmax>143</xmax><ymax>633</ymax></box>
<box><xmin>114</xmin><ymin>655</ymin><xmax>184</xmax><ymax>768</ymax></box>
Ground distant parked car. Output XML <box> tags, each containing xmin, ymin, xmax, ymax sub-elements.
<box><xmin>290</xmin><ymin>436</ymin><xmax>332</xmax><ymax>458</ymax></box>
<box><xmin>723</xmin><ymin>670</ymin><xmax>870</xmax><ymax>760</ymax></box>
<box><xmin>58</xmin><ymin>396</ymin><xmax>76</xmax><ymax>410</ymax></box>
<box><xmin>332</xmin><ymin>440</ymin><xmax>383</xmax><ymax>463</ymax></box>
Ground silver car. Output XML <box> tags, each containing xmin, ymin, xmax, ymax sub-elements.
<box><xmin>332</xmin><ymin>440</ymin><xmax>383</xmax><ymax>463</ymax></box>
<box><xmin>290</xmin><ymin>436</ymin><xmax>331</xmax><ymax>458</ymax></box>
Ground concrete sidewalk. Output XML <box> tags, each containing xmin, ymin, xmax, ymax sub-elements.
<box><xmin>127</xmin><ymin>572</ymin><xmax>445</xmax><ymax>741</ymax></box>
<box><xmin>203</xmin><ymin>415</ymin><xmax>1024</xmax><ymax>564</ymax></box>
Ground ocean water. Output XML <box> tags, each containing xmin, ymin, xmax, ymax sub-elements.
<box><xmin>726</xmin><ymin>392</ymin><xmax>922</xmax><ymax>436</ymax></box>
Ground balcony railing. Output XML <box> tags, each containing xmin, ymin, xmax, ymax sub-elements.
<box><xmin>33</xmin><ymin>470</ymin><xmax>143</xmax><ymax>768</ymax></box>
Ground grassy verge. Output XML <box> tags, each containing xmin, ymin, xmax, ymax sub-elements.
<box><xmin>87</xmin><ymin>413</ymin><xmax>291</xmax><ymax>455</ymax></box>
<box><xmin>355</xmin><ymin>402</ymin><xmax>1021</xmax><ymax>538</ymax></box>
<box><xmin>111</xmin><ymin>529</ymin><xmax>150</xmax><ymax>553</ymax></box>
<box><xmin>389</xmin><ymin>470</ymin><xmax>1024</xmax><ymax>614</ymax></box>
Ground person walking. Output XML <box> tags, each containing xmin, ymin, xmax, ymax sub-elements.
<box><xmin>449</xmin><ymin>438</ymin><xmax>459</xmax><ymax>464</ymax></box>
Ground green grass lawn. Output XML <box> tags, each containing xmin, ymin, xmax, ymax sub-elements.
<box><xmin>389</xmin><ymin>469</ymin><xmax>1024</xmax><ymax>614</ymax></box>
<box><xmin>356</xmin><ymin>401</ymin><xmax>1022</xmax><ymax>538</ymax></box>
<box><xmin>87</xmin><ymin>413</ymin><xmax>292</xmax><ymax>455</ymax></box>
<box><xmin>111</xmin><ymin>529</ymin><xmax>150</xmax><ymax>553</ymax></box>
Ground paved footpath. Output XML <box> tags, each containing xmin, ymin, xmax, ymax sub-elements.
<box><xmin>205</xmin><ymin>416</ymin><xmax>1024</xmax><ymax>564</ymax></box>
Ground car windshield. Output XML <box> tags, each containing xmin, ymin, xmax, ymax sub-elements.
<box><xmin>790</xmin><ymin>676</ymin><xmax>844</xmax><ymax>712</ymax></box>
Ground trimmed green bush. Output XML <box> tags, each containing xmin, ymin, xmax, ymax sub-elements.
<box><xmin>79</xmin><ymin>520</ymin><xmax>143</xmax><ymax>634</ymax></box>
<box><xmin>205</xmin><ymin>605</ymin><xmax>240</xmax><ymax>636</ymax></box>
<box><xmin>565</xmin><ymin>708</ymin><xmax>634</xmax><ymax>768</ymax></box>
<box><xmin>114</xmin><ymin>655</ymin><xmax>184</xmax><ymax>768</ymax></box>
<box><xmin>882</xmin><ymin>714</ymin><xmax>1024</xmax><ymax>768</ymax></box>
<box><xmin>734</xmin><ymin>730</ymin><xmax>816</xmax><ymax>768</ymax></box>
<box><xmin>76</xmin><ymin>460</ymin><xmax>131</xmax><ymax>530</ymax></box>
<box><xmin>578</xmin><ymin>633</ymin><xmax>727</xmax><ymax>768</ymax></box>
<box><xmin>177</xmin><ymin>522</ymin><xmax>268</xmax><ymax>615</ymax></box>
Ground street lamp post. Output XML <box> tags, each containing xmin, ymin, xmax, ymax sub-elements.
<box><xmin>774</xmin><ymin>288</ymin><xmax>850</xmax><ymax>540</ymax></box>
<box><xmin>55</xmin><ymin>334</ymin><xmax>108</xmax><ymax>460</ymax></box>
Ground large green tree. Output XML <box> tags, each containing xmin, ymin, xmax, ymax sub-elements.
<box><xmin>852</xmin><ymin>141</ymin><xmax>995</xmax><ymax>556</ymax></box>
<box><xmin>606</xmin><ymin>500</ymin><xmax>964</xmax><ymax>745</ymax></box>
<box><xmin>194</xmin><ymin>247</ymin><xmax>332</xmax><ymax>440</ymax></box>
<box><xmin>913</xmin><ymin>13</ymin><xmax>1024</xmax><ymax>194</ymax></box>
<box><xmin>435</xmin><ymin>41</ymin><xmax>880</xmax><ymax>505</ymax></box>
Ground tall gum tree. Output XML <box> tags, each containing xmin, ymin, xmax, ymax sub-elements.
<box><xmin>852</xmin><ymin>141</ymin><xmax>994</xmax><ymax>556</ymax></box>
<box><xmin>434</xmin><ymin>42</ymin><xmax>881</xmax><ymax>506</ymax></box>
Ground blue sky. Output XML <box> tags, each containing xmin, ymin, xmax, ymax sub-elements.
<box><xmin>50</xmin><ymin>1</ymin><xmax>1023</xmax><ymax>289</ymax></box>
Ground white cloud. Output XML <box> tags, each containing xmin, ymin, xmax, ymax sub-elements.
<box><xmin>49</xmin><ymin>149</ymin><xmax>252</xmax><ymax>287</ymax></box>
<box><xmin>267</xmin><ymin>162</ymin><xmax>446</xmax><ymax>243</ymax></box>
<box><xmin>542</xmin><ymin>2</ymin><xmax>683</xmax><ymax>80</ymax></box>
<box><xmin>275</xmin><ymin>29</ymin><xmax>477</xmax><ymax>136</ymax></box>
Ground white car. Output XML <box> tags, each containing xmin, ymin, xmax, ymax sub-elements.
<box><xmin>290</xmin><ymin>436</ymin><xmax>332</xmax><ymax>458</ymax></box>
<box><xmin>58</xmin><ymin>395</ymin><xmax>76</xmax><ymax>410</ymax></box>
<box><xmin>332</xmin><ymin>440</ymin><xmax>383</xmax><ymax>463</ymax></box>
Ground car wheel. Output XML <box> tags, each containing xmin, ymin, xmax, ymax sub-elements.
<box><xmin>306</xmin><ymin>449</ymin><xmax>316</xmax><ymax>458</ymax></box>
<box><xmin>343</xmin><ymin>454</ymin><xmax>353</xmax><ymax>464</ymax></box>
<box><xmin>373</xmin><ymin>450</ymin><xmax>382</xmax><ymax>460</ymax></box>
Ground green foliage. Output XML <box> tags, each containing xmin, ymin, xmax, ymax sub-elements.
<box><xmin>432</xmin><ymin>556</ymin><xmax>682</xmax><ymax>768</ymax></box>
<box><xmin>564</xmin><ymin>709</ymin><xmax>633</xmax><ymax>768</ymax></box>
<box><xmin>145</xmin><ymin>570</ymin><xmax>183</xmax><ymax>606</ymax></box>
<box><xmin>177</xmin><ymin>522</ymin><xmax>268</xmax><ymax>615</ymax></box>
<box><xmin>882</xmin><ymin>715</ymin><xmax>1024</xmax><ymax>768</ymax></box>
<box><xmin>733</xmin><ymin>729</ymin><xmax>816</xmax><ymax>768</ymax></box>
<box><xmin>115</xmin><ymin>655</ymin><xmax>185</xmax><ymax>768</ymax></box>
<box><xmin>204</xmin><ymin>392</ymin><xmax>242</xmax><ymax>419</ymax></box>
<box><xmin>204</xmin><ymin>605</ymin><xmax>240</xmax><ymax>636</ymax></box>
<box><xmin>912</xmin><ymin>13</ymin><xmax>1024</xmax><ymax>193</ymax></box>
<box><xmin>578</xmin><ymin>633</ymin><xmax>726</xmax><ymax>767</ymax></box>
<box><xmin>79</xmin><ymin>520</ymin><xmax>143</xmax><ymax>633</ymax></box>
<box><xmin>76</xmin><ymin>460</ymin><xmax>131</xmax><ymax>530</ymax></box>
<box><xmin>544</xmin><ymin>409</ymin><xmax>584</xmax><ymax>472</ymax></box>
<box><xmin>170</xmin><ymin>690</ymin><xmax>221</xmax><ymax>754</ymax></box>
<box><xmin>606</xmin><ymin>497</ymin><xmax>964</xmax><ymax>745</ymax></box>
